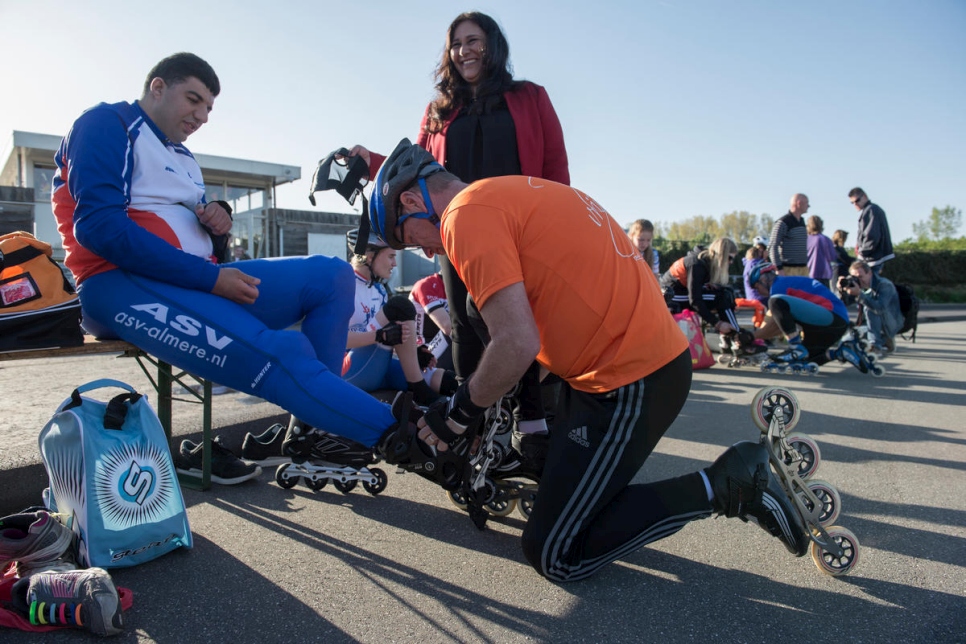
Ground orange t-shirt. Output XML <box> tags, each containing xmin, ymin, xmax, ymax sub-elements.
<box><xmin>442</xmin><ymin>176</ymin><xmax>688</xmax><ymax>393</ymax></box>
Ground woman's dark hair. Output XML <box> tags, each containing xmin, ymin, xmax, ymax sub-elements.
<box><xmin>426</xmin><ymin>12</ymin><xmax>516</xmax><ymax>133</ymax></box>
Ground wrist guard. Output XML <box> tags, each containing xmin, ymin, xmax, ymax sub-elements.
<box><xmin>445</xmin><ymin>382</ymin><xmax>488</xmax><ymax>430</ymax></box>
<box><xmin>375</xmin><ymin>322</ymin><xmax>403</xmax><ymax>346</ymax></box>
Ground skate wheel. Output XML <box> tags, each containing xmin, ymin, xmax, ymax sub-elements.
<box><xmin>810</xmin><ymin>526</ymin><xmax>860</xmax><ymax>576</ymax></box>
<box><xmin>871</xmin><ymin>364</ymin><xmax>886</xmax><ymax>378</ymax></box>
<box><xmin>802</xmin><ymin>479</ymin><xmax>841</xmax><ymax>526</ymax></box>
<box><xmin>486</xmin><ymin>498</ymin><xmax>517</xmax><ymax>517</ymax></box>
<box><xmin>786</xmin><ymin>433</ymin><xmax>821</xmax><ymax>479</ymax></box>
<box><xmin>447</xmin><ymin>490</ymin><xmax>468</xmax><ymax>511</ymax></box>
<box><xmin>751</xmin><ymin>387</ymin><xmax>801</xmax><ymax>433</ymax></box>
<box><xmin>717</xmin><ymin>354</ymin><xmax>733</xmax><ymax>365</ymax></box>
<box><xmin>362</xmin><ymin>468</ymin><xmax>388</xmax><ymax>495</ymax></box>
<box><xmin>517</xmin><ymin>487</ymin><xmax>538</xmax><ymax>520</ymax></box>
<box><xmin>333</xmin><ymin>479</ymin><xmax>357</xmax><ymax>494</ymax></box>
<box><xmin>275</xmin><ymin>464</ymin><xmax>299</xmax><ymax>489</ymax></box>
<box><xmin>806</xmin><ymin>363</ymin><xmax>820</xmax><ymax>375</ymax></box>
<box><xmin>305</xmin><ymin>477</ymin><xmax>328</xmax><ymax>491</ymax></box>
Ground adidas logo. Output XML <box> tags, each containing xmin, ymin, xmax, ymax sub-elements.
<box><xmin>568</xmin><ymin>426</ymin><xmax>590</xmax><ymax>447</ymax></box>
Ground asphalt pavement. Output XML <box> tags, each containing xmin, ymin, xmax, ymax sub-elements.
<box><xmin>1</xmin><ymin>304</ymin><xmax>964</xmax><ymax>643</ymax></box>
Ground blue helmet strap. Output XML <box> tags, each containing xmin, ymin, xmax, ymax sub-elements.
<box><xmin>396</xmin><ymin>178</ymin><xmax>441</xmax><ymax>234</ymax></box>
<box><xmin>418</xmin><ymin>178</ymin><xmax>439</xmax><ymax>226</ymax></box>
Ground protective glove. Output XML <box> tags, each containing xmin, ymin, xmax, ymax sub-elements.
<box><xmin>375</xmin><ymin>322</ymin><xmax>403</xmax><ymax>346</ymax></box>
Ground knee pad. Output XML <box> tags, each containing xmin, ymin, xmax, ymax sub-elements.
<box><xmin>383</xmin><ymin>295</ymin><xmax>416</xmax><ymax>322</ymax></box>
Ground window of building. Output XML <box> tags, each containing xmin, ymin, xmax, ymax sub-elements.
<box><xmin>33</xmin><ymin>165</ymin><xmax>55</xmax><ymax>202</ymax></box>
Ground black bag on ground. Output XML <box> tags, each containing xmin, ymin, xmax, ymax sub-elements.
<box><xmin>894</xmin><ymin>282</ymin><xmax>919</xmax><ymax>342</ymax></box>
<box><xmin>0</xmin><ymin>231</ymin><xmax>83</xmax><ymax>351</ymax></box>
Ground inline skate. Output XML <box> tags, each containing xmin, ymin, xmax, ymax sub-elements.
<box><xmin>717</xmin><ymin>329</ymin><xmax>771</xmax><ymax>369</ymax></box>
<box><xmin>757</xmin><ymin>342</ymin><xmax>821</xmax><ymax>376</ymax></box>
<box><xmin>381</xmin><ymin>391</ymin><xmax>538</xmax><ymax>528</ymax></box>
<box><xmin>444</xmin><ymin>420</ymin><xmax>542</xmax><ymax>527</ymax></box>
<box><xmin>749</xmin><ymin>386</ymin><xmax>861</xmax><ymax>575</ymax></box>
<box><xmin>274</xmin><ymin>418</ymin><xmax>388</xmax><ymax>495</ymax></box>
<box><xmin>831</xmin><ymin>326</ymin><xmax>885</xmax><ymax>377</ymax></box>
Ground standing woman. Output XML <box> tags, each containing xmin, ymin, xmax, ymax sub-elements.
<box><xmin>414</xmin><ymin>11</ymin><xmax>569</xmax><ymax>383</ymax></box>
<box><xmin>806</xmin><ymin>215</ymin><xmax>836</xmax><ymax>289</ymax></box>
<box><xmin>352</xmin><ymin>13</ymin><xmax>568</xmax><ymax>465</ymax></box>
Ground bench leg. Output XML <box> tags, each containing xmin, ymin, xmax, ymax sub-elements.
<box><xmin>132</xmin><ymin>352</ymin><xmax>212</xmax><ymax>491</ymax></box>
<box><xmin>200</xmin><ymin>379</ymin><xmax>212</xmax><ymax>489</ymax></box>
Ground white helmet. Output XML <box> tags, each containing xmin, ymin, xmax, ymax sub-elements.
<box><xmin>753</xmin><ymin>236</ymin><xmax>768</xmax><ymax>247</ymax></box>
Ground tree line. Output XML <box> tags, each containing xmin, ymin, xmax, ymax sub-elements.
<box><xmin>642</xmin><ymin>205</ymin><xmax>962</xmax><ymax>249</ymax></box>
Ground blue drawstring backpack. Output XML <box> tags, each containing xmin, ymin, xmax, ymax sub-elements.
<box><xmin>38</xmin><ymin>379</ymin><xmax>192</xmax><ymax>568</ymax></box>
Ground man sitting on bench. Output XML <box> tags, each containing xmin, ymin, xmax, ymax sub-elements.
<box><xmin>52</xmin><ymin>52</ymin><xmax>415</xmax><ymax>484</ymax></box>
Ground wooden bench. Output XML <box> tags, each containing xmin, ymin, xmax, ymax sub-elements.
<box><xmin>0</xmin><ymin>337</ymin><xmax>213</xmax><ymax>490</ymax></box>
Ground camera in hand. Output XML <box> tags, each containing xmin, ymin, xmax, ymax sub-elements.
<box><xmin>839</xmin><ymin>276</ymin><xmax>858</xmax><ymax>289</ymax></box>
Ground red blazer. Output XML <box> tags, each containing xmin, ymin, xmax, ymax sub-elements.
<box><xmin>369</xmin><ymin>81</ymin><xmax>569</xmax><ymax>185</ymax></box>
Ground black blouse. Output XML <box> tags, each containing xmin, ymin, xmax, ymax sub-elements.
<box><xmin>444</xmin><ymin>94</ymin><xmax>522</xmax><ymax>182</ymax></box>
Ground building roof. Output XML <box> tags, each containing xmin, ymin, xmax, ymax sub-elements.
<box><xmin>1</xmin><ymin>130</ymin><xmax>300</xmax><ymax>187</ymax></box>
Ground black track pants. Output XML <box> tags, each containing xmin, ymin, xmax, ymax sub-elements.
<box><xmin>521</xmin><ymin>350</ymin><xmax>712</xmax><ymax>582</ymax></box>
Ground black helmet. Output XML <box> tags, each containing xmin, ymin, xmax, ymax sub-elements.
<box><xmin>346</xmin><ymin>228</ymin><xmax>387</xmax><ymax>254</ymax></box>
<box><xmin>369</xmin><ymin>138</ymin><xmax>445</xmax><ymax>249</ymax></box>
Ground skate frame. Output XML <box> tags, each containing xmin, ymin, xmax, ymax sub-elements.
<box><xmin>761</xmin><ymin>407</ymin><xmax>845</xmax><ymax>558</ymax></box>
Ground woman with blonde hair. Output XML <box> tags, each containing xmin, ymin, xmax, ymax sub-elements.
<box><xmin>342</xmin><ymin>230</ymin><xmax>456</xmax><ymax>405</ymax></box>
<box><xmin>661</xmin><ymin>238</ymin><xmax>761</xmax><ymax>358</ymax></box>
<box><xmin>627</xmin><ymin>219</ymin><xmax>660</xmax><ymax>278</ymax></box>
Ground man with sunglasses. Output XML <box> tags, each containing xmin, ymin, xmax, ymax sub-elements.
<box><xmin>849</xmin><ymin>187</ymin><xmax>894</xmax><ymax>275</ymax></box>
<box><xmin>360</xmin><ymin>138</ymin><xmax>811</xmax><ymax>582</ymax></box>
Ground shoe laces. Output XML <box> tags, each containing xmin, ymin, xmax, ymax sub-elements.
<box><xmin>210</xmin><ymin>437</ymin><xmax>237</xmax><ymax>457</ymax></box>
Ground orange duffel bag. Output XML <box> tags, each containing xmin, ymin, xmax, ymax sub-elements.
<box><xmin>0</xmin><ymin>231</ymin><xmax>83</xmax><ymax>351</ymax></box>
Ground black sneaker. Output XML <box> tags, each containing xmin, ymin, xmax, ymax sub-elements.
<box><xmin>705</xmin><ymin>441</ymin><xmax>809</xmax><ymax>556</ymax></box>
<box><xmin>241</xmin><ymin>423</ymin><xmax>289</xmax><ymax>466</ymax></box>
<box><xmin>176</xmin><ymin>437</ymin><xmax>261</xmax><ymax>485</ymax></box>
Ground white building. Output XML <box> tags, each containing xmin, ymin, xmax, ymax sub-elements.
<box><xmin>1</xmin><ymin>130</ymin><xmax>436</xmax><ymax>289</ymax></box>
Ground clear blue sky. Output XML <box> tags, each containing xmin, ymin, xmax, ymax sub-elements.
<box><xmin>2</xmin><ymin>0</ymin><xmax>963</xmax><ymax>241</ymax></box>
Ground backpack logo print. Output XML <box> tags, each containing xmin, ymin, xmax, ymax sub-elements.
<box><xmin>568</xmin><ymin>426</ymin><xmax>590</xmax><ymax>447</ymax></box>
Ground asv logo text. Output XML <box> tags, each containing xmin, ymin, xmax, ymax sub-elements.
<box><xmin>126</xmin><ymin>303</ymin><xmax>232</xmax><ymax>349</ymax></box>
